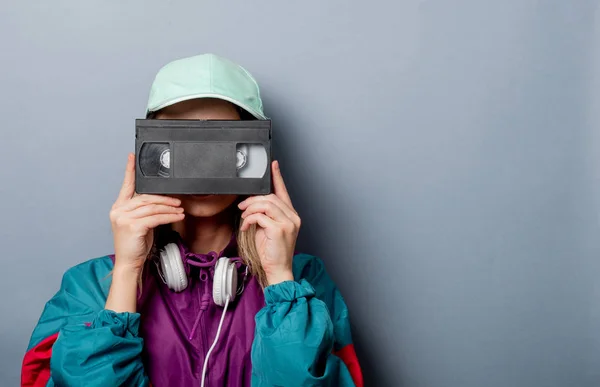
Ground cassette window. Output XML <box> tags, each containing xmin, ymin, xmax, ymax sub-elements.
<box><xmin>236</xmin><ymin>143</ymin><xmax>268</xmax><ymax>178</ymax></box>
<box><xmin>139</xmin><ymin>142</ymin><xmax>171</xmax><ymax>178</ymax></box>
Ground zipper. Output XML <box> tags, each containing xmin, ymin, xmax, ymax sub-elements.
<box><xmin>200</xmin><ymin>277</ymin><xmax>210</xmax><ymax>383</ymax></box>
<box><xmin>193</xmin><ymin>280</ymin><xmax>211</xmax><ymax>382</ymax></box>
<box><xmin>188</xmin><ymin>283</ymin><xmax>205</xmax><ymax>379</ymax></box>
<box><xmin>200</xmin><ymin>312</ymin><xmax>208</xmax><ymax>378</ymax></box>
<box><xmin>200</xmin><ymin>283</ymin><xmax>209</xmax><ymax>359</ymax></box>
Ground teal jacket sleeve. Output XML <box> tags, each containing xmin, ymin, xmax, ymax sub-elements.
<box><xmin>21</xmin><ymin>257</ymin><xmax>149</xmax><ymax>387</ymax></box>
<box><xmin>251</xmin><ymin>254</ymin><xmax>363</xmax><ymax>387</ymax></box>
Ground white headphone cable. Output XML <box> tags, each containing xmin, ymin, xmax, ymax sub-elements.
<box><xmin>200</xmin><ymin>296</ymin><xmax>230</xmax><ymax>387</ymax></box>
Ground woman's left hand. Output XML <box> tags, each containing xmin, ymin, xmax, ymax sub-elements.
<box><xmin>238</xmin><ymin>160</ymin><xmax>301</xmax><ymax>286</ymax></box>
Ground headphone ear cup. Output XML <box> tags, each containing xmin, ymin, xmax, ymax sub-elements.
<box><xmin>159</xmin><ymin>243</ymin><xmax>188</xmax><ymax>292</ymax></box>
<box><xmin>213</xmin><ymin>258</ymin><xmax>237</xmax><ymax>307</ymax></box>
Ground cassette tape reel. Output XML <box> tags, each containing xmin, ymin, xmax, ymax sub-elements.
<box><xmin>139</xmin><ymin>143</ymin><xmax>171</xmax><ymax>178</ymax></box>
<box><xmin>236</xmin><ymin>144</ymin><xmax>268</xmax><ymax>178</ymax></box>
<box><xmin>135</xmin><ymin>119</ymin><xmax>272</xmax><ymax>195</ymax></box>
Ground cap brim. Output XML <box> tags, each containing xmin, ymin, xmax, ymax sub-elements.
<box><xmin>146</xmin><ymin>93</ymin><xmax>267</xmax><ymax>120</ymax></box>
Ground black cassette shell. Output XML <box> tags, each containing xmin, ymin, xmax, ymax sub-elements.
<box><xmin>135</xmin><ymin>119</ymin><xmax>272</xmax><ymax>195</ymax></box>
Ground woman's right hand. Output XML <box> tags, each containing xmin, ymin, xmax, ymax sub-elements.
<box><xmin>109</xmin><ymin>153</ymin><xmax>184</xmax><ymax>273</ymax></box>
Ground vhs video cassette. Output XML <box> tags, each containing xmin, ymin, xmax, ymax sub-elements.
<box><xmin>135</xmin><ymin>119</ymin><xmax>272</xmax><ymax>195</ymax></box>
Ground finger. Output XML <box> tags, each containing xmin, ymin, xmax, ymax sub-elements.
<box><xmin>271</xmin><ymin>160</ymin><xmax>293</xmax><ymax>207</ymax></box>
<box><xmin>240</xmin><ymin>213</ymin><xmax>276</xmax><ymax>232</ymax></box>
<box><xmin>137</xmin><ymin>213</ymin><xmax>185</xmax><ymax>230</ymax></box>
<box><xmin>241</xmin><ymin>201</ymin><xmax>289</xmax><ymax>222</ymax></box>
<box><xmin>128</xmin><ymin>204</ymin><xmax>184</xmax><ymax>219</ymax></box>
<box><xmin>116</xmin><ymin>153</ymin><xmax>136</xmax><ymax>204</ymax></box>
<box><xmin>120</xmin><ymin>194</ymin><xmax>181</xmax><ymax>212</ymax></box>
<box><xmin>239</xmin><ymin>194</ymin><xmax>297</xmax><ymax>217</ymax></box>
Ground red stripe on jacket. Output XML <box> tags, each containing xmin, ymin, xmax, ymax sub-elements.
<box><xmin>21</xmin><ymin>333</ymin><xmax>58</xmax><ymax>387</ymax></box>
<box><xmin>334</xmin><ymin>344</ymin><xmax>364</xmax><ymax>387</ymax></box>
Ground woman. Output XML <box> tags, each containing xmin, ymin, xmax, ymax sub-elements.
<box><xmin>21</xmin><ymin>53</ymin><xmax>363</xmax><ymax>387</ymax></box>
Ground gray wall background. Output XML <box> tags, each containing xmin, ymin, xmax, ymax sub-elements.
<box><xmin>2</xmin><ymin>1</ymin><xmax>600</xmax><ymax>386</ymax></box>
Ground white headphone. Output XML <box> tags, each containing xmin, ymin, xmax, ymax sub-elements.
<box><xmin>157</xmin><ymin>242</ymin><xmax>238</xmax><ymax>306</ymax></box>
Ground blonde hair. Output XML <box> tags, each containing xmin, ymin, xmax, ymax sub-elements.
<box><xmin>237</xmin><ymin>221</ymin><xmax>267</xmax><ymax>288</ymax></box>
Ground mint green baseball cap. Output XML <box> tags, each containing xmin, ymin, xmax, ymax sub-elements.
<box><xmin>146</xmin><ymin>53</ymin><xmax>267</xmax><ymax>120</ymax></box>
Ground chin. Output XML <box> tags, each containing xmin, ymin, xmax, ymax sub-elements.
<box><xmin>177</xmin><ymin>194</ymin><xmax>239</xmax><ymax>218</ymax></box>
